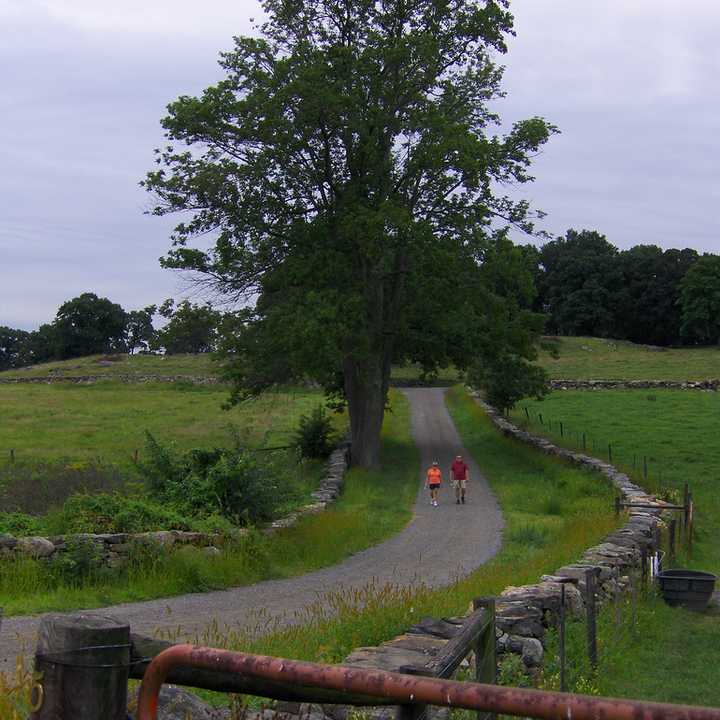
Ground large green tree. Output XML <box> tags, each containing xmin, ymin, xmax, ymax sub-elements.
<box><xmin>0</xmin><ymin>326</ymin><xmax>30</xmax><ymax>370</ymax></box>
<box><xmin>143</xmin><ymin>0</ymin><xmax>556</xmax><ymax>466</ymax></box>
<box><xmin>536</xmin><ymin>229</ymin><xmax>620</xmax><ymax>337</ymax></box>
<box><xmin>53</xmin><ymin>293</ymin><xmax>128</xmax><ymax>359</ymax></box>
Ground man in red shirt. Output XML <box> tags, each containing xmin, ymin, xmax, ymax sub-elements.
<box><xmin>450</xmin><ymin>454</ymin><xmax>469</xmax><ymax>504</ymax></box>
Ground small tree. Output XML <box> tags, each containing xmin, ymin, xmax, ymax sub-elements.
<box><xmin>152</xmin><ymin>299</ymin><xmax>222</xmax><ymax>354</ymax></box>
<box><xmin>469</xmin><ymin>353</ymin><xmax>548</xmax><ymax>414</ymax></box>
<box><xmin>126</xmin><ymin>305</ymin><xmax>157</xmax><ymax>354</ymax></box>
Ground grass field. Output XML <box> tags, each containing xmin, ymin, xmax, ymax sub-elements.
<box><xmin>0</xmin><ymin>352</ymin><xmax>218</xmax><ymax>378</ymax></box>
<box><xmin>0</xmin><ymin>382</ymin><xmax>325</xmax><ymax>469</ymax></box>
<box><xmin>0</xmin><ymin>390</ymin><xmax>417</xmax><ymax>615</ymax></box>
<box><xmin>536</xmin><ymin>336</ymin><xmax>720</xmax><ymax>380</ymax></box>
<box><xmin>509</xmin><ymin>388</ymin><xmax>720</xmax><ymax>705</ymax></box>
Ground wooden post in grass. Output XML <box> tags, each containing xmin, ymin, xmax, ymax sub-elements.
<box><xmin>29</xmin><ymin>614</ymin><xmax>130</xmax><ymax>720</ymax></box>
<box><xmin>669</xmin><ymin>517</ymin><xmax>676</xmax><ymax>561</ymax></box>
<box><xmin>683</xmin><ymin>482</ymin><xmax>690</xmax><ymax>535</ymax></box>
<box><xmin>559</xmin><ymin>421</ymin><xmax>563</xmax><ymax>437</ymax></box>
<box><xmin>584</xmin><ymin>568</ymin><xmax>600</xmax><ymax>672</ymax></box>
<box><xmin>472</xmin><ymin>597</ymin><xmax>497</xmax><ymax>720</ymax></box>
<box><xmin>538</xmin><ymin>412</ymin><xmax>543</xmax><ymax>425</ymax></box>
<box><xmin>9</xmin><ymin>448</ymin><xmax>14</xmax><ymax>463</ymax></box>
<box><xmin>582</xmin><ymin>432</ymin><xmax>586</xmax><ymax>451</ymax></box>
<box><xmin>608</xmin><ymin>443</ymin><xmax>613</xmax><ymax>463</ymax></box>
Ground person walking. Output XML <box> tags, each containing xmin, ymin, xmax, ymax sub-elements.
<box><xmin>426</xmin><ymin>460</ymin><xmax>442</xmax><ymax>506</ymax></box>
<box><xmin>450</xmin><ymin>454</ymin><xmax>469</xmax><ymax>504</ymax></box>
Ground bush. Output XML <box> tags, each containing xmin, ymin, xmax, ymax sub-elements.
<box><xmin>51</xmin><ymin>535</ymin><xmax>106</xmax><ymax>584</ymax></box>
<box><xmin>140</xmin><ymin>433</ymin><xmax>301</xmax><ymax>525</ymax></box>
<box><xmin>294</xmin><ymin>405</ymin><xmax>336</xmax><ymax>459</ymax></box>
<box><xmin>43</xmin><ymin>493</ymin><xmax>192</xmax><ymax>534</ymax></box>
<box><xmin>468</xmin><ymin>354</ymin><xmax>549</xmax><ymax>414</ymax></box>
<box><xmin>0</xmin><ymin>512</ymin><xmax>43</xmax><ymax>536</ymax></box>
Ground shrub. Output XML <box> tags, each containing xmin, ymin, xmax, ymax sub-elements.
<box><xmin>468</xmin><ymin>354</ymin><xmax>549</xmax><ymax>414</ymax></box>
<box><xmin>140</xmin><ymin>433</ymin><xmax>301</xmax><ymax>525</ymax></box>
<box><xmin>0</xmin><ymin>512</ymin><xmax>43</xmax><ymax>536</ymax></box>
<box><xmin>43</xmin><ymin>493</ymin><xmax>192</xmax><ymax>534</ymax></box>
<box><xmin>51</xmin><ymin>535</ymin><xmax>106</xmax><ymax>584</ymax></box>
<box><xmin>294</xmin><ymin>405</ymin><xmax>336</xmax><ymax>459</ymax></box>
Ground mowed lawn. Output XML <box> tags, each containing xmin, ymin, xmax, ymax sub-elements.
<box><xmin>510</xmin><ymin>389</ymin><xmax>720</xmax><ymax>705</ymax></box>
<box><xmin>0</xmin><ymin>382</ymin><xmax>326</xmax><ymax>469</ymax></box>
<box><xmin>536</xmin><ymin>336</ymin><xmax>720</xmax><ymax>380</ymax></box>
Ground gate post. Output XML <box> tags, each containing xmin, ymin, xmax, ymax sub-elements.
<box><xmin>29</xmin><ymin>613</ymin><xmax>130</xmax><ymax>720</ymax></box>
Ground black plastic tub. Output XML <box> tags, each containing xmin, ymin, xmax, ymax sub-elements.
<box><xmin>656</xmin><ymin>569</ymin><xmax>717</xmax><ymax>611</ymax></box>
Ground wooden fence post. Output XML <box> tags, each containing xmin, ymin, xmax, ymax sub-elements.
<box><xmin>29</xmin><ymin>614</ymin><xmax>130</xmax><ymax>720</ymax></box>
<box><xmin>473</xmin><ymin>597</ymin><xmax>497</xmax><ymax>720</ymax></box>
<box><xmin>584</xmin><ymin>568</ymin><xmax>600</xmax><ymax>672</ymax></box>
<box><xmin>669</xmin><ymin>517</ymin><xmax>676</xmax><ymax>561</ymax></box>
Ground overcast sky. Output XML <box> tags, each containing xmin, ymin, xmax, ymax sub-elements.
<box><xmin>2</xmin><ymin>0</ymin><xmax>719</xmax><ymax>330</ymax></box>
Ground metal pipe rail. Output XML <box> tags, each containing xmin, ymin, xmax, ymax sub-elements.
<box><xmin>136</xmin><ymin>644</ymin><xmax>720</xmax><ymax>720</ymax></box>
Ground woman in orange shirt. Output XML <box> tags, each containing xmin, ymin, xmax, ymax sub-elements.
<box><xmin>426</xmin><ymin>460</ymin><xmax>442</xmax><ymax>506</ymax></box>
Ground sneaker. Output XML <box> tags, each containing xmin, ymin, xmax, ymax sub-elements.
<box><xmin>456</xmin><ymin>499</ymin><xmax>460</xmax><ymax>504</ymax></box>
<box><xmin>433</xmin><ymin>500</ymin><xmax>438</xmax><ymax>506</ymax></box>
<box><xmin>461</xmin><ymin>497</ymin><xmax>465</xmax><ymax>504</ymax></box>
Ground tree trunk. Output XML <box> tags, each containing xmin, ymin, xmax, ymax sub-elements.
<box><xmin>344</xmin><ymin>354</ymin><xmax>389</xmax><ymax>468</ymax></box>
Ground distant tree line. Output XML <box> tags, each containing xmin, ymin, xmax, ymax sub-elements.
<box><xmin>525</xmin><ymin>229</ymin><xmax>720</xmax><ymax>346</ymax></box>
<box><xmin>0</xmin><ymin>293</ymin><xmax>227</xmax><ymax>370</ymax></box>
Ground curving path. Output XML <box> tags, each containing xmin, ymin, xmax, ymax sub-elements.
<box><xmin>0</xmin><ymin>388</ymin><xmax>503</xmax><ymax>667</ymax></box>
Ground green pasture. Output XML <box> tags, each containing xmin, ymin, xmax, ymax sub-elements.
<box><xmin>510</xmin><ymin>388</ymin><xmax>720</xmax><ymax>705</ymax></box>
<box><xmin>510</xmin><ymin>389</ymin><xmax>719</xmax><ymax>574</ymax></box>
<box><xmin>0</xmin><ymin>352</ymin><xmax>218</xmax><ymax>379</ymax></box>
<box><xmin>0</xmin><ymin>382</ymin><xmax>323</xmax><ymax>469</ymax></box>
<box><xmin>536</xmin><ymin>336</ymin><xmax>720</xmax><ymax>380</ymax></box>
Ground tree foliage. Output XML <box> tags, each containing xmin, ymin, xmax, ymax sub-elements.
<box><xmin>143</xmin><ymin>0</ymin><xmax>557</xmax><ymax>466</ymax></box>
<box><xmin>52</xmin><ymin>292</ymin><xmax>128</xmax><ymax>359</ymax></box>
<box><xmin>679</xmin><ymin>255</ymin><xmax>720</xmax><ymax>344</ymax></box>
<box><xmin>126</xmin><ymin>305</ymin><xmax>157</xmax><ymax>354</ymax></box>
<box><xmin>0</xmin><ymin>326</ymin><xmax>30</xmax><ymax>371</ymax></box>
<box><xmin>152</xmin><ymin>299</ymin><xmax>222</xmax><ymax>354</ymax></box>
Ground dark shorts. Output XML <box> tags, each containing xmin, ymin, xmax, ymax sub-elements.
<box><xmin>428</xmin><ymin>483</ymin><xmax>440</xmax><ymax>489</ymax></box>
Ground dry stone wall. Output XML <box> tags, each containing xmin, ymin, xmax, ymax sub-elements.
<box><xmin>550</xmin><ymin>379</ymin><xmax>719</xmax><ymax>391</ymax></box>
<box><xmin>0</xmin><ymin>443</ymin><xmax>350</xmax><ymax>568</ymax></box>
<box><xmin>0</xmin><ymin>374</ymin><xmax>222</xmax><ymax>385</ymax></box>
<box><xmin>475</xmin><ymin>391</ymin><xmax>666</xmax><ymax>671</ymax></box>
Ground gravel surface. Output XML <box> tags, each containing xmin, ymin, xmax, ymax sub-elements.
<box><xmin>0</xmin><ymin>387</ymin><xmax>503</xmax><ymax>667</ymax></box>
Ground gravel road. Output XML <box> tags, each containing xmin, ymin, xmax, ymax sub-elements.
<box><xmin>0</xmin><ymin>387</ymin><xmax>503</xmax><ymax>667</ymax></box>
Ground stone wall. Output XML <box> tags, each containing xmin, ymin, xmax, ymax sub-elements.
<box><xmin>0</xmin><ymin>443</ymin><xmax>350</xmax><ymax>568</ymax></box>
<box><xmin>550</xmin><ymin>379</ymin><xmax>719</xmax><ymax>391</ymax></box>
<box><xmin>0</xmin><ymin>374</ymin><xmax>222</xmax><ymax>385</ymax></box>
<box><xmin>475</xmin><ymin>392</ymin><xmax>665</xmax><ymax>670</ymax></box>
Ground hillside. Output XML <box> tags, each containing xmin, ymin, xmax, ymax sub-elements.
<box><xmin>536</xmin><ymin>336</ymin><xmax>720</xmax><ymax>381</ymax></box>
<box><xmin>0</xmin><ymin>353</ymin><xmax>218</xmax><ymax>379</ymax></box>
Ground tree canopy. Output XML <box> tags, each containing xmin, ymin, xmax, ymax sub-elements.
<box><xmin>679</xmin><ymin>255</ymin><xmax>720</xmax><ymax>345</ymax></box>
<box><xmin>143</xmin><ymin>0</ymin><xmax>557</xmax><ymax>466</ymax></box>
